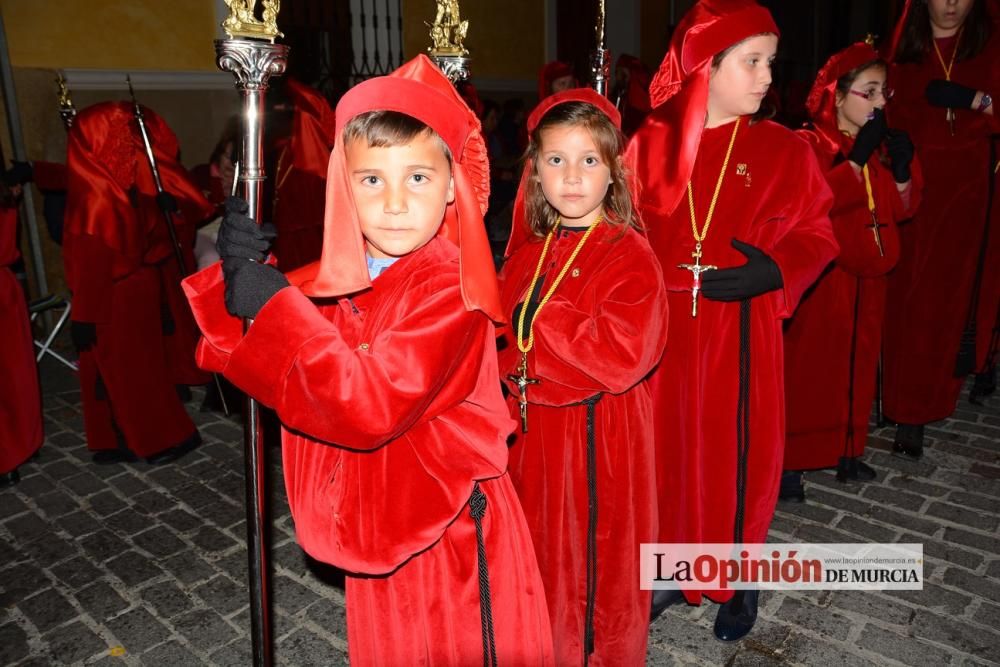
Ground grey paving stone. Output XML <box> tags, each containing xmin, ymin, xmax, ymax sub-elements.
<box><xmin>105</xmin><ymin>508</ymin><xmax>156</xmax><ymax>536</ymax></box>
<box><xmin>171</xmin><ymin>607</ymin><xmax>239</xmax><ymax>647</ymax></box>
<box><xmin>304</xmin><ymin>598</ymin><xmax>347</xmax><ymax>635</ymax></box>
<box><xmin>146</xmin><ymin>466</ymin><xmax>193</xmax><ymax>492</ymax></box>
<box><xmin>857</xmin><ymin>623</ymin><xmax>955</xmax><ymax>667</ymax></box>
<box><xmin>648</xmin><ymin>612</ymin><xmax>740</xmax><ymax>664</ymax></box>
<box><xmin>159</xmin><ymin>508</ymin><xmax>203</xmax><ymax>533</ymax></box>
<box><xmin>175</xmin><ymin>482</ymin><xmax>224</xmax><ymax>510</ymax></box>
<box><xmin>942</xmin><ymin>526</ymin><xmax>1000</xmax><ymax>554</ymax></box>
<box><xmin>925</xmin><ymin>502</ymin><xmax>999</xmax><ymax>532</ymax></box>
<box><xmin>105</xmin><ymin>606</ymin><xmax>172</xmax><ymax>654</ymax></box>
<box><xmin>803</xmin><ymin>486</ymin><xmax>875</xmax><ymax>516</ymax></box>
<box><xmin>900</xmin><ymin>533</ymin><xmax>984</xmax><ymax>571</ymax></box>
<box><xmin>867</xmin><ymin>506</ymin><xmax>940</xmax><ymax>536</ymax></box>
<box><xmin>836</xmin><ymin>515</ymin><xmax>899</xmax><ymax>542</ymax></box>
<box><xmin>278</xmin><ymin>628</ymin><xmax>346</xmax><ymax>667</ymax></box>
<box><xmin>776</xmin><ymin>596</ymin><xmax>853</xmax><ymax>642</ymax></box>
<box><xmin>141</xmin><ymin>639</ymin><xmax>205</xmax><ymax>666</ymax></box>
<box><xmin>132</xmin><ymin>526</ymin><xmax>187</xmax><ymax>557</ymax></box>
<box><xmin>912</xmin><ymin>611</ymin><xmax>1000</xmax><ymax>663</ymax></box>
<box><xmin>973</xmin><ymin>601</ymin><xmax>1000</xmax><ymax>627</ymax></box>
<box><xmin>776</xmin><ymin>499</ymin><xmax>838</xmax><ymax>525</ymax></box>
<box><xmin>43</xmin><ymin>619</ymin><xmax>107</xmax><ymax>664</ymax></box>
<box><xmin>105</xmin><ymin>550</ymin><xmax>165</xmax><ymax>587</ymax></box>
<box><xmin>20</xmin><ymin>531</ymin><xmax>78</xmax><ymax>568</ymax></box>
<box><xmin>941</xmin><ymin>567</ymin><xmax>1000</xmax><ymax>603</ymax></box>
<box><xmin>0</xmin><ymin>537</ymin><xmax>19</xmax><ymax>565</ymax></box>
<box><xmin>75</xmin><ymin>580</ymin><xmax>130</xmax><ymax>621</ymax></box>
<box><xmin>13</xmin><ymin>473</ymin><xmax>57</xmax><ymax>496</ymax></box>
<box><xmin>55</xmin><ymin>509</ymin><xmax>103</xmax><ymax>537</ymax></box>
<box><xmin>60</xmin><ymin>471</ymin><xmax>106</xmax><ymax>497</ymax></box>
<box><xmin>191</xmin><ymin>525</ymin><xmax>239</xmax><ymax>553</ymax></box>
<box><xmin>132</xmin><ymin>489</ymin><xmax>179</xmax><ymax>514</ymax></box>
<box><xmin>988</xmin><ymin>560</ymin><xmax>1000</xmax><ymax>579</ymax></box>
<box><xmin>886</xmin><ymin>475</ymin><xmax>951</xmax><ymax>498</ymax></box>
<box><xmin>42</xmin><ymin>458</ymin><xmax>83</xmax><ymax>478</ymax></box>
<box><xmin>888</xmin><ymin>583</ymin><xmax>973</xmax><ymax>616</ymax></box>
<box><xmin>105</xmin><ymin>471</ymin><xmax>151</xmax><ymax>497</ymax></box>
<box><xmin>79</xmin><ymin>529</ymin><xmax>131</xmax><ymax>561</ymax></box>
<box><xmin>0</xmin><ymin>562</ymin><xmax>50</xmax><ymax>607</ymax></box>
<box><xmin>861</xmin><ymin>484</ymin><xmax>927</xmax><ymax>512</ymax></box>
<box><xmin>192</xmin><ymin>575</ymin><xmax>247</xmax><ymax>615</ymax></box>
<box><xmin>161</xmin><ymin>550</ymin><xmax>217</xmax><ymax>586</ymax></box>
<box><xmin>140</xmin><ymin>580</ymin><xmax>194</xmax><ymax>620</ymax></box>
<box><xmin>18</xmin><ymin>587</ymin><xmax>77</xmax><ymax>633</ymax></box>
<box><xmin>88</xmin><ymin>490</ymin><xmax>128</xmax><ymax>517</ymax></box>
<box><xmin>0</xmin><ymin>622</ymin><xmax>29</xmax><ymax>664</ymax></box>
<box><xmin>829</xmin><ymin>590</ymin><xmax>916</xmax><ymax>626</ymax></box>
<box><xmin>0</xmin><ymin>492</ymin><xmax>29</xmax><ymax>519</ymax></box>
<box><xmin>947</xmin><ymin>490</ymin><xmax>1000</xmax><ymax>515</ymax></box>
<box><xmin>273</xmin><ymin>575</ymin><xmax>321</xmax><ymax>615</ymax></box>
<box><xmin>209</xmin><ymin>639</ymin><xmax>255</xmax><ymax>667</ymax></box>
<box><xmin>4</xmin><ymin>511</ymin><xmax>51</xmax><ymax>543</ymax></box>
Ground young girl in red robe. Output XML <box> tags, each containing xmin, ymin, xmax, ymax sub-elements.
<box><xmin>783</xmin><ymin>42</ymin><xmax>923</xmax><ymax>500</ymax></box>
<box><xmin>627</xmin><ymin>0</ymin><xmax>837</xmax><ymax>641</ymax></box>
<box><xmin>184</xmin><ymin>55</ymin><xmax>554</xmax><ymax>666</ymax></box>
<box><xmin>884</xmin><ymin>0</ymin><xmax>1000</xmax><ymax>458</ymax></box>
<box><xmin>497</xmin><ymin>88</ymin><xmax>668</xmax><ymax>665</ymax></box>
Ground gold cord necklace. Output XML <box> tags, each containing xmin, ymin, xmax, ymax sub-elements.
<box><xmin>678</xmin><ymin>117</ymin><xmax>740</xmax><ymax>317</ymax></box>
<box><xmin>932</xmin><ymin>26</ymin><xmax>964</xmax><ymax>135</ymax></box>
<box><xmin>508</xmin><ymin>214</ymin><xmax>604</xmax><ymax>432</ymax></box>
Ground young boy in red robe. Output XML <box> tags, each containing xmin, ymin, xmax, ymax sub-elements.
<box><xmin>183</xmin><ymin>55</ymin><xmax>554</xmax><ymax>666</ymax></box>
<box><xmin>783</xmin><ymin>42</ymin><xmax>923</xmax><ymax>500</ymax></box>
<box><xmin>883</xmin><ymin>0</ymin><xmax>1000</xmax><ymax>458</ymax></box>
<box><xmin>627</xmin><ymin>0</ymin><xmax>837</xmax><ymax>640</ymax></box>
<box><xmin>64</xmin><ymin>102</ymin><xmax>214</xmax><ymax>464</ymax></box>
<box><xmin>497</xmin><ymin>89</ymin><xmax>668</xmax><ymax>665</ymax></box>
<box><xmin>0</xmin><ymin>197</ymin><xmax>43</xmax><ymax>486</ymax></box>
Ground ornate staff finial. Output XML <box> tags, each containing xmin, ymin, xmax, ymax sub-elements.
<box><xmin>222</xmin><ymin>0</ymin><xmax>284</xmax><ymax>43</ymax></box>
<box><xmin>427</xmin><ymin>0</ymin><xmax>471</xmax><ymax>84</ymax></box>
<box><xmin>55</xmin><ymin>72</ymin><xmax>76</xmax><ymax>129</ymax></box>
<box><xmin>591</xmin><ymin>0</ymin><xmax>610</xmax><ymax>96</ymax></box>
<box><xmin>865</xmin><ymin>33</ymin><xmax>878</xmax><ymax>47</ymax></box>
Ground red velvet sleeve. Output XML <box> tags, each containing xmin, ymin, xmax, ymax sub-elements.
<box><xmin>63</xmin><ymin>234</ymin><xmax>116</xmax><ymax>324</ymax></box>
<box><xmin>765</xmin><ymin>144</ymin><xmax>839</xmax><ymax>319</ymax></box>
<box><xmin>185</xmin><ymin>264</ymin><xmax>485</xmax><ymax>451</ymax></box>
<box><xmin>523</xmin><ymin>249</ymin><xmax>669</xmax><ymax>405</ymax></box>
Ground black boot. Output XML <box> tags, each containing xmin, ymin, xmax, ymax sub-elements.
<box><xmin>713</xmin><ymin>590</ymin><xmax>759</xmax><ymax>642</ymax></box>
<box><xmin>0</xmin><ymin>468</ymin><xmax>20</xmax><ymax>487</ymax></box>
<box><xmin>146</xmin><ymin>431</ymin><xmax>202</xmax><ymax>466</ymax></box>
<box><xmin>837</xmin><ymin>456</ymin><xmax>877</xmax><ymax>483</ymax></box>
<box><xmin>650</xmin><ymin>589</ymin><xmax>685</xmax><ymax>622</ymax></box>
<box><xmin>892</xmin><ymin>424</ymin><xmax>924</xmax><ymax>461</ymax></box>
<box><xmin>970</xmin><ymin>367</ymin><xmax>997</xmax><ymax>405</ymax></box>
<box><xmin>778</xmin><ymin>471</ymin><xmax>805</xmax><ymax>502</ymax></box>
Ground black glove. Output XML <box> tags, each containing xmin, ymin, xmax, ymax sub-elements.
<box><xmin>155</xmin><ymin>191</ymin><xmax>179</xmax><ymax>213</ymax></box>
<box><xmin>222</xmin><ymin>257</ymin><xmax>289</xmax><ymax>319</ymax></box>
<box><xmin>70</xmin><ymin>321</ymin><xmax>97</xmax><ymax>352</ymax></box>
<box><xmin>848</xmin><ymin>108</ymin><xmax>887</xmax><ymax>167</ymax></box>
<box><xmin>3</xmin><ymin>160</ymin><xmax>33</xmax><ymax>187</ymax></box>
<box><xmin>701</xmin><ymin>239</ymin><xmax>783</xmax><ymax>302</ymax></box>
<box><xmin>216</xmin><ymin>196</ymin><xmax>276</xmax><ymax>262</ymax></box>
<box><xmin>512</xmin><ymin>300</ymin><xmax>541</xmax><ymax>332</ymax></box>
<box><xmin>925</xmin><ymin>79</ymin><xmax>977</xmax><ymax>110</ymax></box>
<box><xmin>886</xmin><ymin>129</ymin><xmax>915</xmax><ymax>183</ymax></box>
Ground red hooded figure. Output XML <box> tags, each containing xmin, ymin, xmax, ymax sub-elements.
<box><xmin>183</xmin><ymin>55</ymin><xmax>554</xmax><ymax>666</ymax></box>
<box><xmin>64</xmin><ymin>101</ymin><xmax>214</xmax><ymax>462</ymax></box>
<box><xmin>538</xmin><ymin>60</ymin><xmax>577</xmax><ymax>100</ymax></box>
<box><xmin>271</xmin><ymin>79</ymin><xmax>336</xmax><ymax>272</ymax></box>
<box><xmin>627</xmin><ymin>0</ymin><xmax>837</xmax><ymax>638</ymax></box>
<box><xmin>0</xmin><ymin>202</ymin><xmax>42</xmax><ymax>482</ymax></box>
<box><xmin>613</xmin><ymin>54</ymin><xmax>653</xmax><ymax>136</ymax></box>
<box><xmin>497</xmin><ymin>88</ymin><xmax>668</xmax><ymax>665</ymax></box>
<box><xmin>784</xmin><ymin>42</ymin><xmax>923</xmax><ymax>483</ymax></box>
<box><xmin>882</xmin><ymin>0</ymin><xmax>1000</xmax><ymax>454</ymax></box>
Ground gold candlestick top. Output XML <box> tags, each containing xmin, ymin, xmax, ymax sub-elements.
<box><xmin>222</xmin><ymin>0</ymin><xmax>283</xmax><ymax>42</ymax></box>
<box><xmin>427</xmin><ymin>0</ymin><xmax>469</xmax><ymax>56</ymax></box>
<box><xmin>56</xmin><ymin>73</ymin><xmax>73</xmax><ymax>109</ymax></box>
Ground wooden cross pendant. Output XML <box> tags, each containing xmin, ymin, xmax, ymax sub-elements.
<box><xmin>868</xmin><ymin>210</ymin><xmax>887</xmax><ymax>257</ymax></box>
<box><xmin>678</xmin><ymin>246</ymin><xmax>717</xmax><ymax>318</ymax></box>
<box><xmin>507</xmin><ymin>351</ymin><xmax>539</xmax><ymax>433</ymax></box>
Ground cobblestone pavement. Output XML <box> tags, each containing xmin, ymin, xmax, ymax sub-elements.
<box><xmin>2</xmin><ymin>356</ymin><xmax>999</xmax><ymax>666</ymax></box>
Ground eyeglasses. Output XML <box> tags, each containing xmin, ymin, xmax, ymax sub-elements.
<box><xmin>848</xmin><ymin>87</ymin><xmax>895</xmax><ymax>102</ymax></box>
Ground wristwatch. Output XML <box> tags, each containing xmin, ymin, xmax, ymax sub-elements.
<box><xmin>978</xmin><ymin>92</ymin><xmax>993</xmax><ymax>112</ymax></box>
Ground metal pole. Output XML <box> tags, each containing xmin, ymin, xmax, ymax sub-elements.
<box><xmin>0</xmin><ymin>8</ymin><xmax>48</xmax><ymax>301</ymax></box>
<box><xmin>216</xmin><ymin>37</ymin><xmax>288</xmax><ymax>667</ymax></box>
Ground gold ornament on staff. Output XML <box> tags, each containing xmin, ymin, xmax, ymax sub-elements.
<box><xmin>55</xmin><ymin>72</ymin><xmax>76</xmax><ymax>129</ymax></box>
<box><xmin>591</xmin><ymin>0</ymin><xmax>611</xmax><ymax>97</ymax></box>
<box><xmin>222</xmin><ymin>0</ymin><xmax>284</xmax><ymax>42</ymax></box>
<box><xmin>427</xmin><ymin>0</ymin><xmax>469</xmax><ymax>56</ymax></box>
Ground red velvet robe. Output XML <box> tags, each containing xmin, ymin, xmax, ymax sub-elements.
<box><xmin>0</xmin><ymin>206</ymin><xmax>43</xmax><ymax>473</ymax></box>
<box><xmin>64</xmin><ymin>194</ymin><xmax>208</xmax><ymax>457</ymax></box>
<box><xmin>884</xmin><ymin>32</ymin><xmax>1000</xmax><ymax>423</ymax></box>
<box><xmin>632</xmin><ymin>118</ymin><xmax>837</xmax><ymax>604</ymax></box>
<box><xmin>497</xmin><ymin>223</ymin><xmax>668</xmax><ymax>665</ymax></box>
<box><xmin>784</xmin><ymin>131</ymin><xmax>922</xmax><ymax>470</ymax></box>
<box><xmin>185</xmin><ymin>236</ymin><xmax>554</xmax><ymax>666</ymax></box>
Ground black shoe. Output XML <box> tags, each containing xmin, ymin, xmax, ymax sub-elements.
<box><xmin>92</xmin><ymin>449</ymin><xmax>139</xmax><ymax>465</ymax></box>
<box><xmin>650</xmin><ymin>588</ymin><xmax>686</xmax><ymax>622</ymax></box>
<box><xmin>837</xmin><ymin>456</ymin><xmax>878</xmax><ymax>483</ymax></box>
<box><xmin>0</xmin><ymin>469</ymin><xmax>20</xmax><ymax>487</ymax></box>
<box><xmin>892</xmin><ymin>424</ymin><xmax>924</xmax><ymax>460</ymax></box>
<box><xmin>779</xmin><ymin>471</ymin><xmax>805</xmax><ymax>502</ymax></box>
<box><xmin>146</xmin><ymin>432</ymin><xmax>201</xmax><ymax>466</ymax></box>
<box><xmin>970</xmin><ymin>368</ymin><xmax>997</xmax><ymax>405</ymax></box>
<box><xmin>714</xmin><ymin>590</ymin><xmax>759</xmax><ymax>641</ymax></box>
